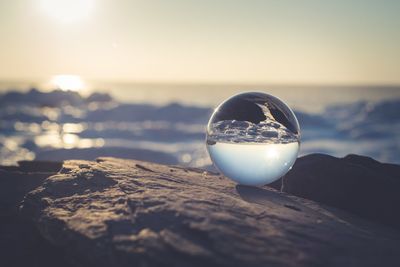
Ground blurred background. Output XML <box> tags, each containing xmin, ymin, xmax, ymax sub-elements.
<box><xmin>0</xmin><ymin>0</ymin><xmax>399</xmax><ymax>167</ymax></box>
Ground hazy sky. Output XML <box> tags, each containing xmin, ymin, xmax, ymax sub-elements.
<box><xmin>0</xmin><ymin>0</ymin><xmax>399</xmax><ymax>84</ymax></box>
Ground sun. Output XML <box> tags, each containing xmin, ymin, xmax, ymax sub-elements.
<box><xmin>51</xmin><ymin>75</ymin><xmax>85</xmax><ymax>92</ymax></box>
<box><xmin>39</xmin><ymin>0</ymin><xmax>95</xmax><ymax>23</ymax></box>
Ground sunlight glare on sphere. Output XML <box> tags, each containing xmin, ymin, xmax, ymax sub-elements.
<box><xmin>39</xmin><ymin>0</ymin><xmax>95</xmax><ymax>23</ymax></box>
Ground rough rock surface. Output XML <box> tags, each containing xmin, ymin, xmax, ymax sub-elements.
<box><xmin>20</xmin><ymin>157</ymin><xmax>400</xmax><ymax>267</ymax></box>
<box><xmin>0</xmin><ymin>161</ymin><xmax>69</xmax><ymax>267</ymax></box>
<box><xmin>282</xmin><ymin>154</ymin><xmax>400</xmax><ymax>229</ymax></box>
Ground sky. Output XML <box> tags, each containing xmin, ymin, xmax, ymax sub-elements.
<box><xmin>0</xmin><ymin>0</ymin><xmax>399</xmax><ymax>84</ymax></box>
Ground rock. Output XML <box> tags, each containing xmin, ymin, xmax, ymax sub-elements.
<box><xmin>282</xmin><ymin>154</ymin><xmax>400</xmax><ymax>229</ymax></box>
<box><xmin>85</xmin><ymin>92</ymin><xmax>113</xmax><ymax>103</ymax></box>
<box><xmin>20</xmin><ymin>157</ymin><xmax>400</xmax><ymax>267</ymax></box>
<box><xmin>0</xmin><ymin>160</ymin><xmax>63</xmax><ymax>173</ymax></box>
<box><xmin>0</xmin><ymin>161</ymin><xmax>69</xmax><ymax>267</ymax></box>
<box><xmin>0</xmin><ymin>88</ymin><xmax>83</xmax><ymax>107</ymax></box>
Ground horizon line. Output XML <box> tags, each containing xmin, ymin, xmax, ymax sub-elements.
<box><xmin>0</xmin><ymin>78</ymin><xmax>400</xmax><ymax>88</ymax></box>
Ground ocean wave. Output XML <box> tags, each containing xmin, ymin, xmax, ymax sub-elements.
<box><xmin>0</xmin><ymin>89</ymin><xmax>399</xmax><ymax>166</ymax></box>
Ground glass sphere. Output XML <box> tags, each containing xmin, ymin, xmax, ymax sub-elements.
<box><xmin>206</xmin><ymin>92</ymin><xmax>300</xmax><ymax>186</ymax></box>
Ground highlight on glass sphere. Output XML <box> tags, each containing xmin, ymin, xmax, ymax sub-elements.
<box><xmin>206</xmin><ymin>92</ymin><xmax>300</xmax><ymax>186</ymax></box>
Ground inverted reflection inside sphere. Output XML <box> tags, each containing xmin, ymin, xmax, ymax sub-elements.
<box><xmin>206</xmin><ymin>92</ymin><xmax>300</xmax><ymax>186</ymax></box>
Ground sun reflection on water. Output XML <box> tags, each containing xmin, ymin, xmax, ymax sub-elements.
<box><xmin>23</xmin><ymin>121</ymin><xmax>105</xmax><ymax>150</ymax></box>
<box><xmin>63</xmin><ymin>123</ymin><xmax>86</xmax><ymax>133</ymax></box>
<box><xmin>50</xmin><ymin>75</ymin><xmax>86</xmax><ymax>92</ymax></box>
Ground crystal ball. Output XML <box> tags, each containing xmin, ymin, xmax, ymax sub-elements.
<box><xmin>206</xmin><ymin>92</ymin><xmax>300</xmax><ymax>186</ymax></box>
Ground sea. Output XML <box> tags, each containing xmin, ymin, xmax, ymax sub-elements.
<box><xmin>0</xmin><ymin>81</ymin><xmax>399</xmax><ymax>167</ymax></box>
